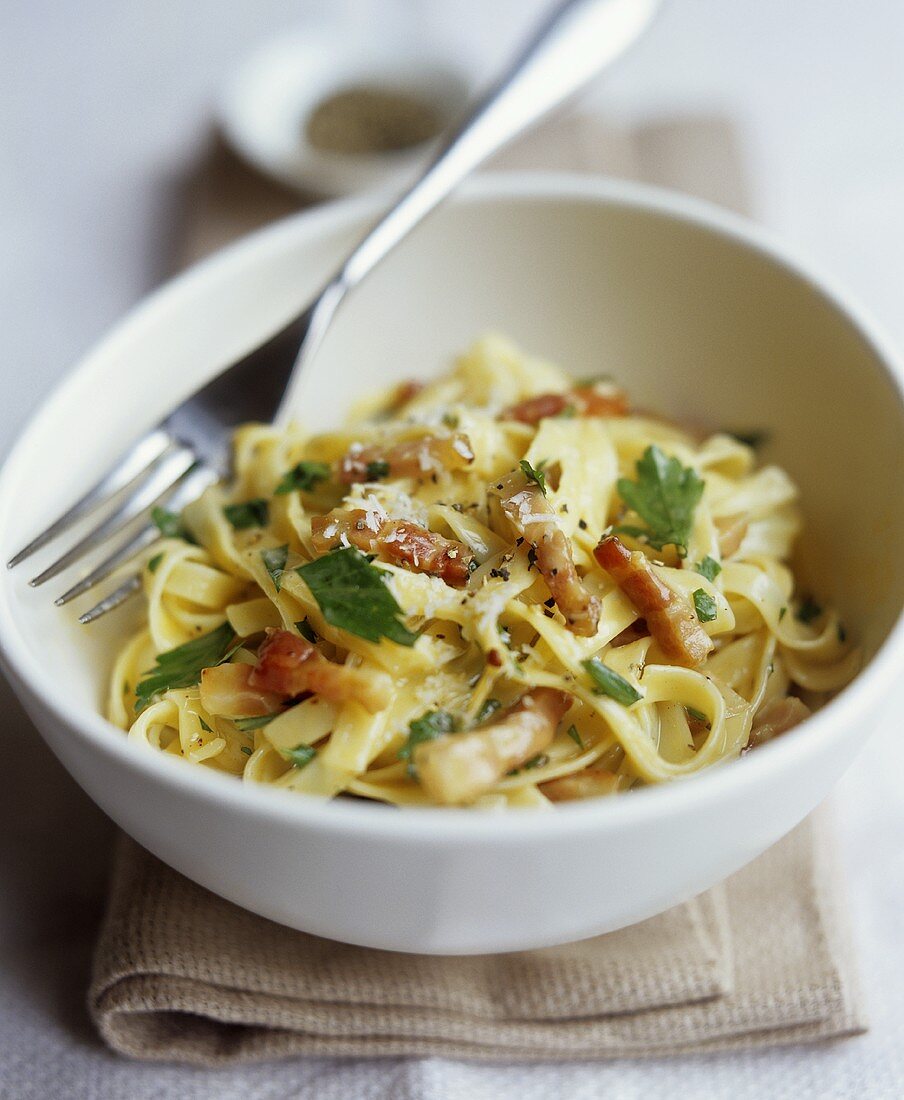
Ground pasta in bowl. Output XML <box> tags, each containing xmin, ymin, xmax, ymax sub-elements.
<box><xmin>112</xmin><ymin>335</ymin><xmax>857</xmax><ymax>808</ymax></box>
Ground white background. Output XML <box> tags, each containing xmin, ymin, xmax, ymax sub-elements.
<box><xmin>1</xmin><ymin>2</ymin><xmax>902</xmax><ymax>1097</ymax></box>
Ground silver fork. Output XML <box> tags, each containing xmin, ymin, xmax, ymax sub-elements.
<box><xmin>8</xmin><ymin>0</ymin><xmax>657</xmax><ymax>623</ymax></box>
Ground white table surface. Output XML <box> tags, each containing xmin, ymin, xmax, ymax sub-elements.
<box><xmin>1</xmin><ymin>2</ymin><xmax>902</xmax><ymax>1097</ymax></box>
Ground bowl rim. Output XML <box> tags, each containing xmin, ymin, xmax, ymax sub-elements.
<box><xmin>1</xmin><ymin>170</ymin><xmax>903</xmax><ymax>844</ymax></box>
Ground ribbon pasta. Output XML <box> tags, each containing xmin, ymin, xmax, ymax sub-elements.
<box><xmin>108</xmin><ymin>336</ymin><xmax>857</xmax><ymax>807</ymax></box>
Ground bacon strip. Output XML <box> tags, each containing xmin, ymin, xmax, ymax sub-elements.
<box><xmin>746</xmin><ymin>696</ymin><xmax>810</xmax><ymax>751</ymax></box>
<box><xmin>311</xmin><ymin>508</ymin><xmax>474</xmax><ymax>586</ymax></box>
<box><xmin>594</xmin><ymin>535</ymin><xmax>713</xmax><ymax>666</ymax></box>
<box><xmin>494</xmin><ymin>470</ymin><xmax>600</xmax><ymax>636</ymax></box>
<box><xmin>249</xmin><ymin>629</ymin><xmax>391</xmax><ymax>713</ymax></box>
<box><xmin>339</xmin><ymin>433</ymin><xmax>474</xmax><ymax>485</ymax></box>
<box><xmin>539</xmin><ymin>767</ymin><xmax>628</xmax><ymax>802</ymax></box>
<box><xmin>200</xmin><ymin>663</ymin><xmax>283</xmax><ymax>718</ymax></box>
<box><xmin>500</xmin><ymin>386</ymin><xmax>628</xmax><ymax>425</ymax></box>
<box><xmin>414</xmin><ymin>687</ymin><xmax>571</xmax><ymax>805</ymax></box>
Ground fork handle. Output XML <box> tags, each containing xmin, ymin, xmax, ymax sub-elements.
<box><xmin>337</xmin><ymin>0</ymin><xmax>657</xmax><ymax>289</ymax></box>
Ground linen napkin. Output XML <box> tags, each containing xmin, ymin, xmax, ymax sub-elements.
<box><xmin>89</xmin><ymin>113</ymin><xmax>865</xmax><ymax>1064</ymax></box>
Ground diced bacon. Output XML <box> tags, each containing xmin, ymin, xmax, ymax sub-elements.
<box><xmin>499</xmin><ymin>387</ymin><xmax>629</xmax><ymax>425</ymax></box>
<box><xmin>576</xmin><ymin>387</ymin><xmax>630</xmax><ymax>418</ymax></box>
<box><xmin>746</xmin><ymin>696</ymin><xmax>810</xmax><ymax>751</ymax></box>
<box><xmin>310</xmin><ymin>508</ymin><xmax>474</xmax><ymax>586</ymax></box>
<box><xmin>414</xmin><ymin>687</ymin><xmax>571</xmax><ymax>805</ymax></box>
<box><xmin>610</xmin><ymin>619</ymin><xmax>649</xmax><ymax>647</ymax></box>
<box><xmin>249</xmin><ymin>629</ymin><xmax>391</xmax><ymax>713</ymax></box>
<box><xmin>339</xmin><ymin>433</ymin><xmax>474</xmax><ymax>484</ymax></box>
<box><xmin>199</xmin><ymin>663</ymin><xmax>283</xmax><ymax>718</ymax></box>
<box><xmin>494</xmin><ymin>469</ymin><xmax>600</xmax><ymax>636</ymax></box>
<box><xmin>392</xmin><ymin>380</ymin><xmax>425</xmax><ymax>407</ymax></box>
<box><xmin>500</xmin><ymin>392</ymin><xmax>571</xmax><ymax>424</ymax></box>
<box><xmin>715</xmin><ymin>514</ymin><xmax>748</xmax><ymax>559</ymax></box>
<box><xmin>310</xmin><ymin>508</ymin><xmax>383</xmax><ymax>554</ymax></box>
<box><xmin>594</xmin><ymin>535</ymin><xmax>713</xmax><ymax>667</ymax></box>
<box><xmin>540</xmin><ymin>767</ymin><xmax>627</xmax><ymax>802</ymax></box>
<box><xmin>377</xmin><ymin>520</ymin><xmax>473</xmax><ymax>585</ymax></box>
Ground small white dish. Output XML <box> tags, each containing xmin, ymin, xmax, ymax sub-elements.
<box><xmin>1</xmin><ymin>175</ymin><xmax>902</xmax><ymax>954</ymax></box>
<box><xmin>218</xmin><ymin>26</ymin><xmax>474</xmax><ymax>197</ymax></box>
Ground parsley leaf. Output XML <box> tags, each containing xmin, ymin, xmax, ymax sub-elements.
<box><xmin>296</xmin><ymin>547</ymin><xmax>419</xmax><ymax>647</ymax></box>
<box><xmin>224</xmin><ymin>498</ymin><xmax>269</xmax><ymax>530</ymax></box>
<box><xmin>567</xmin><ymin>723</ymin><xmax>585</xmax><ymax>750</ymax></box>
<box><xmin>365</xmin><ymin>460</ymin><xmax>391</xmax><ymax>480</ymax></box>
<box><xmin>234</xmin><ymin>713</ymin><xmax>279</xmax><ymax>732</ymax></box>
<box><xmin>398</xmin><ymin>710</ymin><xmax>457</xmax><ymax>776</ymax></box>
<box><xmin>616</xmin><ymin>445</ymin><xmax>704</xmax><ymax>555</ymax></box>
<box><xmin>135</xmin><ymin>622</ymin><xmax>238</xmax><ymax>714</ymax></box>
<box><xmin>507</xmin><ymin>752</ymin><xmax>550</xmax><ymax>776</ymax></box>
<box><xmin>151</xmin><ymin>506</ymin><xmax>195</xmax><ymax>543</ymax></box>
<box><xmin>261</xmin><ymin>544</ymin><xmax>288</xmax><ymax>592</ymax></box>
<box><xmin>147</xmin><ymin>552</ymin><xmax>164</xmax><ymax>574</ymax></box>
<box><xmin>685</xmin><ymin>705</ymin><xmax>710</xmax><ymax>727</ymax></box>
<box><xmin>693</xmin><ymin>588</ymin><xmax>718</xmax><ymax>622</ymax></box>
<box><xmin>284</xmin><ymin>744</ymin><xmax>317</xmax><ymax>769</ymax></box>
<box><xmin>796</xmin><ymin>596</ymin><xmax>822</xmax><ymax>624</ymax></box>
<box><xmin>695</xmin><ymin>555</ymin><xmax>722</xmax><ymax>582</ymax></box>
<box><xmin>519</xmin><ymin>458</ymin><xmax>548</xmax><ymax>496</ymax></box>
<box><xmin>275</xmin><ymin>460</ymin><xmax>331</xmax><ymax>495</ymax></box>
<box><xmin>582</xmin><ymin>657</ymin><xmax>642</xmax><ymax>706</ymax></box>
<box><xmin>476</xmin><ymin>698</ymin><xmax>502</xmax><ymax>723</ymax></box>
<box><xmin>295</xmin><ymin>619</ymin><xmax>317</xmax><ymax>643</ymax></box>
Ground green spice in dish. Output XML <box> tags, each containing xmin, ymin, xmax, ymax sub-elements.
<box><xmin>582</xmin><ymin>657</ymin><xmax>642</xmax><ymax>706</ymax></box>
<box><xmin>135</xmin><ymin>622</ymin><xmax>238</xmax><ymax>714</ymax></box>
<box><xmin>692</xmin><ymin>588</ymin><xmax>718</xmax><ymax>623</ymax></box>
<box><xmin>615</xmin><ymin>445</ymin><xmax>704</xmax><ymax>555</ymax></box>
<box><xmin>296</xmin><ymin>547</ymin><xmax>419</xmax><ymax>646</ymax></box>
<box><xmin>275</xmin><ymin>461</ymin><xmax>331</xmax><ymax>495</ymax></box>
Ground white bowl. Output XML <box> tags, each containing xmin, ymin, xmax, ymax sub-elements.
<box><xmin>218</xmin><ymin>27</ymin><xmax>473</xmax><ymax>197</ymax></box>
<box><xmin>1</xmin><ymin>175</ymin><xmax>902</xmax><ymax>954</ymax></box>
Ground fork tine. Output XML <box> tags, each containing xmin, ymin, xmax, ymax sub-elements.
<box><xmin>60</xmin><ymin>465</ymin><xmax>218</xmax><ymax>613</ymax></box>
<box><xmin>77</xmin><ymin>574</ymin><xmax>143</xmax><ymax>624</ymax></box>
<box><xmin>29</xmin><ymin>446</ymin><xmax>197</xmax><ymax>587</ymax></box>
<box><xmin>7</xmin><ymin>428</ymin><xmax>172</xmax><ymax>568</ymax></box>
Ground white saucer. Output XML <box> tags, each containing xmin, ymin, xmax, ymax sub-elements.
<box><xmin>218</xmin><ymin>26</ymin><xmax>474</xmax><ymax>197</ymax></box>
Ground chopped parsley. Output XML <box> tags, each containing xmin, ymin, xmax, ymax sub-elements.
<box><xmin>284</xmin><ymin>744</ymin><xmax>317</xmax><ymax>769</ymax></box>
<box><xmin>796</xmin><ymin>597</ymin><xmax>823</xmax><ymax>624</ymax></box>
<box><xmin>234</xmin><ymin>713</ymin><xmax>279</xmax><ymax>732</ymax></box>
<box><xmin>223</xmin><ymin>498</ymin><xmax>269</xmax><ymax>530</ymax></box>
<box><xmin>582</xmin><ymin>657</ymin><xmax>643</xmax><ymax>706</ymax></box>
<box><xmin>693</xmin><ymin>588</ymin><xmax>718</xmax><ymax>623</ymax></box>
<box><xmin>508</xmin><ymin>752</ymin><xmax>549</xmax><ymax>776</ymax></box>
<box><xmin>296</xmin><ymin>547</ymin><xmax>419</xmax><ymax>647</ymax></box>
<box><xmin>365</xmin><ymin>460</ymin><xmax>391</xmax><ymax>480</ymax></box>
<box><xmin>442</xmin><ymin>412</ymin><xmax>460</xmax><ymax>429</ymax></box>
<box><xmin>519</xmin><ymin>458</ymin><xmax>548</xmax><ymax>496</ymax></box>
<box><xmin>476</xmin><ymin>698</ymin><xmax>502</xmax><ymax>723</ymax></box>
<box><xmin>135</xmin><ymin>622</ymin><xmax>238</xmax><ymax>714</ymax></box>
<box><xmin>695</xmin><ymin>555</ymin><xmax>722</xmax><ymax>582</ymax></box>
<box><xmin>295</xmin><ymin>619</ymin><xmax>317</xmax><ymax>643</ymax></box>
<box><xmin>616</xmin><ymin>445</ymin><xmax>704</xmax><ymax>556</ymax></box>
<box><xmin>275</xmin><ymin>460</ymin><xmax>331</xmax><ymax>495</ymax></box>
<box><xmin>261</xmin><ymin>544</ymin><xmax>289</xmax><ymax>592</ymax></box>
<box><xmin>779</xmin><ymin>606</ymin><xmax>787</xmax><ymax>622</ymax></box>
<box><xmin>147</xmin><ymin>552</ymin><xmax>164</xmax><ymax>574</ymax></box>
<box><xmin>398</xmin><ymin>710</ymin><xmax>457</xmax><ymax>776</ymax></box>
<box><xmin>240</xmin><ymin>746</ymin><xmax>253</xmax><ymax>756</ymax></box>
<box><xmin>198</xmin><ymin>717</ymin><xmax>212</xmax><ymax>733</ymax></box>
<box><xmin>151</xmin><ymin>506</ymin><xmax>194</xmax><ymax>543</ymax></box>
<box><xmin>685</xmin><ymin>705</ymin><xmax>710</xmax><ymax>727</ymax></box>
<box><xmin>566</xmin><ymin>723</ymin><xmax>585</xmax><ymax>750</ymax></box>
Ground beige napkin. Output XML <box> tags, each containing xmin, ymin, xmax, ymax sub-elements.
<box><xmin>89</xmin><ymin>113</ymin><xmax>864</xmax><ymax>1065</ymax></box>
